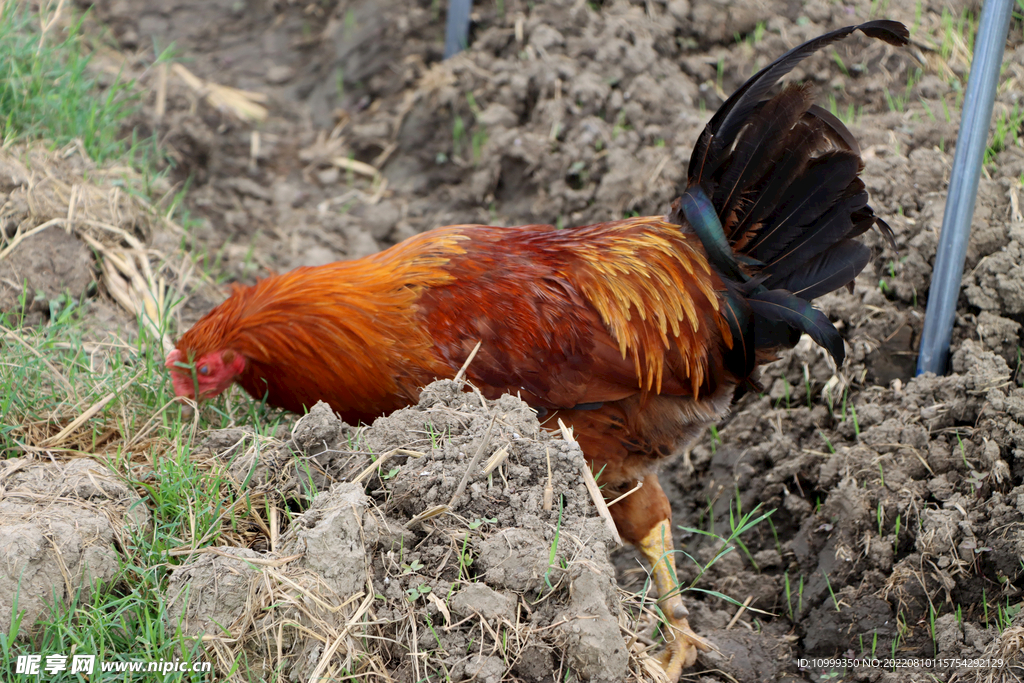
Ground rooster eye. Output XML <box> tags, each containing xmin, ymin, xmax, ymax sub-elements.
<box><xmin>198</xmin><ymin>365</ymin><xmax>210</xmax><ymax>376</ymax></box>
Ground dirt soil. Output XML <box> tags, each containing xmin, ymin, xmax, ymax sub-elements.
<box><xmin>8</xmin><ymin>0</ymin><xmax>1024</xmax><ymax>680</ymax></box>
<box><xmin>165</xmin><ymin>382</ymin><xmax>641</xmax><ymax>681</ymax></box>
<box><xmin>0</xmin><ymin>457</ymin><xmax>150</xmax><ymax>636</ymax></box>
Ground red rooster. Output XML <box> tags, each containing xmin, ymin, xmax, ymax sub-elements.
<box><xmin>168</xmin><ymin>21</ymin><xmax>906</xmax><ymax>679</ymax></box>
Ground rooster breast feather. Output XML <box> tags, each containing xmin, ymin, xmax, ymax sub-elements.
<box><xmin>422</xmin><ymin>218</ymin><xmax>732</xmax><ymax>409</ymax></box>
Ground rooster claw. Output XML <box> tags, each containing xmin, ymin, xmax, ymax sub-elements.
<box><xmin>656</xmin><ymin>624</ymin><xmax>713</xmax><ymax>680</ymax></box>
<box><xmin>659</xmin><ymin>626</ymin><xmax>708</xmax><ymax>675</ymax></box>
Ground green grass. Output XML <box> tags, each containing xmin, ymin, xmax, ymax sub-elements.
<box><xmin>820</xmin><ymin>430</ymin><xmax>836</xmax><ymax>453</ymax></box>
<box><xmin>0</xmin><ymin>6</ymin><xmax>284</xmax><ymax>667</ymax></box>
<box><xmin>676</xmin><ymin>501</ymin><xmax>776</xmax><ymax>608</ymax></box>
<box><xmin>0</xmin><ymin>571</ymin><xmax>210</xmax><ymax>682</ymax></box>
<box><xmin>940</xmin><ymin>7</ymin><xmax>977</xmax><ymax>64</ymax></box>
<box><xmin>985</xmin><ymin>104</ymin><xmax>1024</xmax><ymax>166</ymax></box>
<box><xmin>452</xmin><ymin>114</ymin><xmax>466</xmax><ymax>158</ymax></box>
<box><xmin>884</xmin><ymin>67</ymin><xmax>922</xmax><ymax>113</ymax></box>
<box><xmin>0</xmin><ymin>4</ymin><xmax>138</xmax><ymax>163</ymax></box>
<box><xmin>822</xmin><ymin>569</ymin><xmax>841</xmax><ymax>612</ymax></box>
<box><xmin>542</xmin><ymin>494</ymin><xmax>564</xmax><ymax>592</ymax></box>
<box><xmin>783</xmin><ymin>572</ymin><xmax>805</xmax><ymax>619</ymax></box>
<box><xmin>0</xmin><ymin>300</ymin><xmax>281</xmax><ymax>678</ymax></box>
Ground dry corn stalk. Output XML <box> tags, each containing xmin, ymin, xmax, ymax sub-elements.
<box><xmin>81</xmin><ymin>233</ymin><xmax>175</xmax><ymax>354</ymax></box>
<box><xmin>172</xmin><ymin>63</ymin><xmax>268</xmax><ymax>123</ymax></box>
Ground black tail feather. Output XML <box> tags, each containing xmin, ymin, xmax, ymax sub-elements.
<box><xmin>806</xmin><ymin>104</ymin><xmax>861</xmax><ymax>154</ymax></box>
<box><xmin>689</xmin><ymin>20</ymin><xmax>908</xmax><ymax>184</ymax></box>
<box><xmin>681</xmin><ymin>20</ymin><xmax>908</xmax><ymax>369</ymax></box>
<box><xmin>713</xmin><ymin>85</ymin><xmax>813</xmax><ymax>228</ymax></box>
<box><xmin>724</xmin><ymin>115</ymin><xmax>822</xmax><ymax>242</ymax></box>
<box><xmin>776</xmin><ymin>239</ymin><xmax>871</xmax><ymax>301</ymax></box>
<box><xmin>748</xmin><ymin>289</ymin><xmax>846</xmax><ymax>364</ymax></box>
<box><xmin>748</xmin><ymin>150</ymin><xmax>861</xmax><ymax>263</ymax></box>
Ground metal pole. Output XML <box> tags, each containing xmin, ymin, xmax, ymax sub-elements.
<box><xmin>444</xmin><ymin>0</ymin><xmax>473</xmax><ymax>59</ymax></box>
<box><xmin>916</xmin><ymin>0</ymin><xmax>1014</xmax><ymax>375</ymax></box>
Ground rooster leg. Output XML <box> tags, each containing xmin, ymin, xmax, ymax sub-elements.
<box><xmin>639</xmin><ymin>517</ymin><xmax>713</xmax><ymax>677</ymax></box>
<box><xmin>608</xmin><ymin>472</ymin><xmax>711</xmax><ymax>680</ymax></box>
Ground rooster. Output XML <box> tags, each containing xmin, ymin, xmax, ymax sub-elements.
<box><xmin>167</xmin><ymin>20</ymin><xmax>907</xmax><ymax>679</ymax></box>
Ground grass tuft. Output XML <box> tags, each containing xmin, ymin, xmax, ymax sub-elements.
<box><xmin>0</xmin><ymin>4</ymin><xmax>139</xmax><ymax>164</ymax></box>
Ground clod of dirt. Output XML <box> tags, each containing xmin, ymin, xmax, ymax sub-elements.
<box><xmin>449</xmin><ymin>582</ymin><xmax>515</xmax><ymax>622</ymax></box>
<box><xmin>194</xmin><ymin>425</ymin><xmax>343</xmax><ymax>507</ymax></box>
<box><xmin>0</xmin><ymin>227</ymin><xmax>93</xmax><ymax>313</ymax></box>
<box><xmin>280</xmin><ymin>482</ymin><xmax>369</xmax><ymax>596</ymax></box>
<box><xmin>699</xmin><ymin>627</ymin><xmax>791</xmax><ymax>683</ymax></box>
<box><xmin>512</xmin><ymin>643</ymin><xmax>557</xmax><ymax>682</ymax></box>
<box><xmin>0</xmin><ymin>140</ymin><xmax>196</xmax><ymax>340</ymax></box>
<box><xmin>164</xmin><ymin>547</ymin><xmax>263</xmax><ymax>637</ymax></box>
<box><xmin>291</xmin><ymin>400</ymin><xmax>347</xmax><ymax>453</ymax></box>
<box><xmin>463</xmin><ymin>656</ymin><xmax>505</xmax><ymax>683</ymax></box>
<box><xmin>557</xmin><ymin>564</ymin><xmax>629</xmax><ymax>683</ymax></box>
<box><xmin>0</xmin><ymin>457</ymin><xmax>150</xmax><ymax>637</ymax></box>
<box><xmin>966</xmin><ymin>224</ymin><xmax>1024</xmax><ymax>315</ymax></box>
<box><xmin>974</xmin><ymin>311</ymin><xmax>1023</xmax><ymax>366</ymax></box>
<box><xmin>364</xmin><ymin>380</ymin><xmax>629</xmax><ymax>682</ymax></box>
<box><xmin>164</xmin><ymin>482</ymin><xmax>378</xmax><ymax>683</ymax></box>
<box><xmin>183</xmin><ymin>381</ymin><xmax>644</xmax><ymax>681</ymax></box>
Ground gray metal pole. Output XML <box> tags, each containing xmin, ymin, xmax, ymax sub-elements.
<box><xmin>916</xmin><ymin>0</ymin><xmax>1014</xmax><ymax>375</ymax></box>
<box><xmin>444</xmin><ymin>0</ymin><xmax>473</xmax><ymax>59</ymax></box>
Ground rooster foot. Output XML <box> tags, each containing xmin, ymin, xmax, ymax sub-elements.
<box><xmin>638</xmin><ymin>519</ymin><xmax>713</xmax><ymax>681</ymax></box>
<box><xmin>654</xmin><ymin>602</ymin><xmax>712</xmax><ymax>680</ymax></box>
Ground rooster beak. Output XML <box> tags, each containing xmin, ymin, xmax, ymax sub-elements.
<box><xmin>165</xmin><ymin>348</ymin><xmax>197</xmax><ymax>401</ymax></box>
<box><xmin>165</xmin><ymin>348</ymin><xmax>184</xmax><ymax>370</ymax></box>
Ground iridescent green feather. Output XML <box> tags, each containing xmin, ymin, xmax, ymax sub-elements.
<box><xmin>678</xmin><ymin>187</ymin><xmax>747</xmax><ymax>283</ymax></box>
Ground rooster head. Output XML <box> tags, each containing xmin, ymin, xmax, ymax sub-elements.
<box><xmin>165</xmin><ymin>348</ymin><xmax>246</xmax><ymax>402</ymax></box>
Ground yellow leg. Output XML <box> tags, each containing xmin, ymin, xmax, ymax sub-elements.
<box><xmin>638</xmin><ymin>518</ymin><xmax>712</xmax><ymax>679</ymax></box>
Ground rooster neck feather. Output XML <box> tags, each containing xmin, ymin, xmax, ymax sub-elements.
<box><xmin>176</xmin><ymin>229</ymin><xmax>468</xmax><ymax>419</ymax></box>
